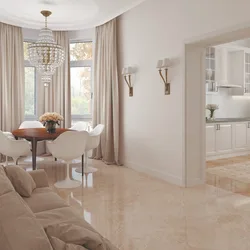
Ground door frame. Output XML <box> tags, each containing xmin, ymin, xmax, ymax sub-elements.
<box><xmin>184</xmin><ymin>25</ymin><xmax>250</xmax><ymax>187</ymax></box>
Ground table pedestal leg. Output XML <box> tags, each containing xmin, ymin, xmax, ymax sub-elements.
<box><xmin>31</xmin><ymin>138</ymin><xmax>37</xmax><ymax>170</ymax></box>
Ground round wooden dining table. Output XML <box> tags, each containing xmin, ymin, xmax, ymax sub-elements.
<box><xmin>12</xmin><ymin>128</ymin><xmax>71</xmax><ymax>170</ymax></box>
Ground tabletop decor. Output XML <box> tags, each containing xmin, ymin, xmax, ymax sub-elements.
<box><xmin>206</xmin><ymin>104</ymin><xmax>219</xmax><ymax>120</ymax></box>
<box><xmin>39</xmin><ymin>112</ymin><xmax>64</xmax><ymax>134</ymax></box>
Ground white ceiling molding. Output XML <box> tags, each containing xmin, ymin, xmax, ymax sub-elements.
<box><xmin>0</xmin><ymin>0</ymin><xmax>145</xmax><ymax>30</ymax></box>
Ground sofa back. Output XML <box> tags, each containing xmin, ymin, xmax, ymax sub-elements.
<box><xmin>0</xmin><ymin>165</ymin><xmax>53</xmax><ymax>250</ymax></box>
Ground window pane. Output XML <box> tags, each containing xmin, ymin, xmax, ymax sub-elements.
<box><xmin>24</xmin><ymin>42</ymin><xmax>32</xmax><ymax>61</ymax></box>
<box><xmin>25</xmin><ymin>67</ymin><xmax>36</xmax><ymax>116</ymax></box>
<box><xmin>71</xmin><ymin>67</ymin><xmax>92</xmax><ymax>115</ymax></box>
<box><xmin>70</xmin><ymin>42</ymin><xmax>92</xmax><ymax>61</ymax></box>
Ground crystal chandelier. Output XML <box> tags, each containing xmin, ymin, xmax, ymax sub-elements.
<box><xmin>28</xmin><ymin>10</ymin><xmax>65</xmax><ymax>86</ymax></box>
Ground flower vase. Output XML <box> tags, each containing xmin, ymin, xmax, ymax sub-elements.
<box><xmin>45</xmin><ymin>121</ymin><xmax>57</xmax><ymax>134</ymax></box>
<box><xmin>209</xmin><ymin>110</ymin><xmax>215</xmax><ymax>120</ymax></box>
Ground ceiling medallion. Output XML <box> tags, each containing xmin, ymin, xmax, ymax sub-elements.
<box><xmin>27</xmin><ymin>10</ymin><xmax>65</xmax><ymax>86</ymax></box>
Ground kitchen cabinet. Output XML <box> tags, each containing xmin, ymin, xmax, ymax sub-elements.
<box><xmin>206</xmin><ymin>121</ymin><xmax>250</xmax><ymax>159</ymax></box>
<box><xmin>205</xmin><ymin>47</ymin><xmax>219</xmax><ymax>94</ymax></box>
<box><xmin>216</xmin><ymin>124</ymin><xmax>233</xmax><ymax>153</ymax></box>
<box><xmin>235</xmin><ymin>122</ymin><xmax>248</xmax><ymax>150</ymax></box>
<box><xmin>228</xmin><ymin>50</ymin><xmax>250</xmax><ymax>95</ymax></box>
<box><xmin>206</xmin><ymin>124</ymin><xmax>216</xmax><ymax>155</ymax></box>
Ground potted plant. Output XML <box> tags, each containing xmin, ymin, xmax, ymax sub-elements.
<box><xmin>206</xmin><ymin>104</ymin><xmax>219</xmax><ymax>120</ymax></box>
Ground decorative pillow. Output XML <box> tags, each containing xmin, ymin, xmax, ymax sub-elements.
<box><xmin>45</xmin><ymin>223</ymin><xmax>103</xmax><ymax>250</ymax></box>
<box><xmin>0</xmin><ymin>166</ymin><xmax>14</xmax><ymax>195</ymax></box>
<box><xmin>5</xmin><ymin>166</ymin><xmax>36</xmax><ymax>197</ymax></box>
<box><xmin>49</xmin><ymin>236</ymin><xmax>88</xmax><ymax>250</ymax></box>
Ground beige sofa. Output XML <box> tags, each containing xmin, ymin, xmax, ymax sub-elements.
<box><xmin>0</xmin><ymin>165</ymin><xmax>118</xmax><ymax>250</ymax></box>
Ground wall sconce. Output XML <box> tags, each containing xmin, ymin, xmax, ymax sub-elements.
<box><xmin>157</xmin><ymin>58</ymin><xmax>171</xmax><ymax>95</ymax></box>
<box><xmin>122</xmin><ymin>67</ymin><xmax>133</xmax><ymax>97</ymax></box>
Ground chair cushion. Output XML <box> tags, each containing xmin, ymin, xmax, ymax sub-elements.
<box><xmin>45</xmin><ymin>223</ymin><xmax>103</xmax><ymax>250</ymax></box>
<box><xmin>5</xmin><ymin>166</ymin><xmax>36</xmax><ymax>197</ymax></box>
<box><xmin>0</xmin><ymin>166</ymin><xmax>14</xmax><ymax>196</ymax></box>
<box><xmin>23</xmin><ymin>191</ymin><xmax>69</xmax><ymax>213</ymax></box>
<box><xmin>49</xmin><ymin>236</ymin><xmax>88</xmax><ymax>250</ymax></box>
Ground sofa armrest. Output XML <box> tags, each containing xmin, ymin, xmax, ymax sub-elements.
<box><xmin>28</xmin><ymin>170</ymin><xmax>49</xmax><ymax>188</ymax></box>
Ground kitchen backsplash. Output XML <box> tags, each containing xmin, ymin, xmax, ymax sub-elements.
<box><xmin>206</xmin><ymin>94</ymin><xmax>250</xmax><ymax>118</ymax></box>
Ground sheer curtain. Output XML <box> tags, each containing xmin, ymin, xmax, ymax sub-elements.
<box><xmin>44</xmin><ymin>31</ymin><xmax>71</xmax><ymax>128</ymax></box>
<box><xmin>0</xmin><ymin>22</ymin><xmax>25</xmax><ymax>131</ymax></box>
<box><xmin>92</xmin><ymin>18</ymin><xmax>120</xmax><ymax>165</ymax></box>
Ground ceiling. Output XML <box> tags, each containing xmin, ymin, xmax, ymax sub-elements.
<box><xmin>0</xmin><ymin>0</ymin><xmax>145</xmax><ymax>30</ymax></box>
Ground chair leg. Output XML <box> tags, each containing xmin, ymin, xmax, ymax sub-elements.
<box><xmin>66</xmin><ymin>162</ymin><xmax>70</xmax><ymax>181</ymax></box>
<box><xmin>81</xmin><ymin>154</ymin><xmax>84</xmax><ymax>176</ymax></box>
<box><xmin>85</xmin><ymin>153</ymin><xmax>88</xmax><ymax>170</ymax></box>
<box><xmin>5</xmin><ymin>156</ymin><xmax>8</xmax><ymax>166</ymax></box>
<box><xmin>13</xmin><ymin>157</ymin><xmax>18</xmax><ymax>165</ymax></box>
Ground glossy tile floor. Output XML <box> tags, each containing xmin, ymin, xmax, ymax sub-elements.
<box><xmin>206</xmin><ymin>156</ymin><xmax>250</xmax><ymax>196</ymax></box>
<box><xmin>11</xmin><ymin>157</ymin><xmax>250</xmax><ymax>249</ymax></box>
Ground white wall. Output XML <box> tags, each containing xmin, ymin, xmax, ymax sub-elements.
<box><xmin>118</xmin><ymin>0</ymin><xmax>250</xmax><ymax>186</ymax></box>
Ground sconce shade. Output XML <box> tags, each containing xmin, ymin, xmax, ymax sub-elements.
<box><xmin>163</xmin><ymin>58</ymin><xmax>171</xmax><ymax>68</ymax></box>
<box><xmin>157</xmin><ymin>60</ymin><xmax>163</xmax><ymax>68</ymax></box>
<box><xmin>127</xmin><ymin>67</ymin><xmax>133</xmax><ymax>74</ymax></box>
<box><xmin>122</xmin><ymin>68</ymin><xmax>127</xmax><ymax>75</ymax></box>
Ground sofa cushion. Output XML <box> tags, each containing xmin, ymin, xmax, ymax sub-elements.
<box><xmin>45</xmin><ymin>223</ymin><xmax>103</xmax><ymax>249</ymax></box>
<box><xmin>0</xmin><ymin>165</ymin><xmax>14</xmax><ymax>195</ymax></box>
<box><xmin>36</xmin><ymin>207</ymin><xmax>94</xmax><ymax>229</ymax></box>
<box><xmin>23</xmin><ymin>191</ymin><xmax>69</xmax><ymax>213</ymax></box>
<box><xmin>36</xmin><ymin>207</ymin><xmax>118</xmax><ymax>250</ymax></box>
<box><xmin>28</xmin><ymin>169</ymin><xmax>50</xmax><ymax>188</ymax></box>
<box><xmin>0</xmin><ymin>191</ymin><xmax>53</xmax><ymax>250</ymax></box>
<box><xmin>49</xmin><ymin>236</ymin><xmax>88</xmax><ymax>250</ymax></box>
<box><xmin>5</xmin><ymin>166</ymin><xmax>36</xmax><ymax>197</ymax></box>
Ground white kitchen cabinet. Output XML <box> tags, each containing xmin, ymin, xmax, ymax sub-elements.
<box><xmin>205</xmin><ymin>47</ymin><xmax>219</xmax><ymax>94</ymax></box>
<box><xmin>206</xmin><ymin>122</ymin><xmax>250</xmax><ymax>159</ymax></box>
<box><xmin>216</xmin><ymin>124</ymin><xmax>233</xmax><ymax>153</ymax></box>
<box><xmin>228</xmin><ymin>50</ymin><xmax>250</xmax><ymax>96</ymax></box>
<box><xmin>234</xmin><ymin>122</ymin><xmax>248</xmax><ymax>150</ymax></box>
<box><xmin>206</xmin><ymin>124</ymin><xmax>216</xmax><ymax>155</ymax></box>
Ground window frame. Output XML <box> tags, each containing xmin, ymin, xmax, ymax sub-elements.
<box><xmin>70</xmin><ymin>40</ymin><xmax>93</xmax><ymax>122</ymax></box>
<box><xmin>24</xmin><ymin>40</ymin><xmax>38</xmax><ymax>121</ymax></box>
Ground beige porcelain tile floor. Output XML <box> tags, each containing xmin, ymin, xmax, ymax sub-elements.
<box><xmin>7</xmin><ymin>156</ymin><xmax>250</xmax><ymax>249</ymax></box>
<box><xmin>206</xmin><ymin>156</ymin><xmax>250</xmax><ymax>195</ymax></box>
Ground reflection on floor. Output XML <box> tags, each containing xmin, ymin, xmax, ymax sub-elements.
<box><xmin>206</xmin><ymin>155</ymin><xmax>250</xmax><ymax>196</ymax></box>
<box><xmin>5</xmin><ymin>156</ymin><xmax>250</xmax><ymax>249</ymax></box>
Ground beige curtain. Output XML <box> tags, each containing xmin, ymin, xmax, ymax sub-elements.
<box><xmin>0</xmin><ymin>22</ymin><xmax>25</xmax><ymax>131</ymax></box>
<box><xmin>44</xmin><ymin>31</ymin><xmax>71</xmax><ymax>128</ymax></box>
<box><xmin>92</xmin><ymin>19</ymin><xmax>120</xmax><ymax>165</ymax></box>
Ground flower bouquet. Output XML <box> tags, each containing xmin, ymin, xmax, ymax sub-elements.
<box><xmin>39</xmin><ymin>112</ymin><xmax>64</xmax><ymax>133</ymax></box>
<box><xmin>206</xmin><ymin>104</ymin><xmax>219</xmax><ymax>120</ymax></box>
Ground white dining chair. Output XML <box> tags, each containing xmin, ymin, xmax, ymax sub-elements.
<box><xmin>75</xmin><ymin>124</ymin><xmax>105</xmax><ymax>175</ymax></box>
<box><xmin>47</xmin><ymin>131</ymin><xmax>89</xmax><ymax>189</ymax></box>
<box><xmin>19</xmin><ymin>121</ymin><xmax>44</xmax><ymax>162</ymax></box>
<box><xmin>19</xmin><ymin>121</ymin><xmax>44</xmax><ymax>129</ymax></box>
<box><xmin>69</xmin><ymin>121</ymin><xmax>89</xmax><ymax>164</ymax></box>
<box><xmin>70</xmin><ymin>121</ymin><xmax>88</xmax><ymax>131</ymax></box>
<box><xmin>0</xmin><ymin>131</ymin><xmax>31</xmax><ymax>166</ymax></box>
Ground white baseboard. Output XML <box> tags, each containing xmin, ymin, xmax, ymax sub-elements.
<box><xmin>123</xmin><ymin>161</ymin><xmax>184</xmax><ymax>187</ymax></box>
<box><xmin>206</xmin><ymin>150</ymin><xmax>250</xmax><ymax>160</ymax></box>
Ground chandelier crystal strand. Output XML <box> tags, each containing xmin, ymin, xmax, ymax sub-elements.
<box><xmin>27</xmin><ymin>10</ymin><xmax>65</xmax><ymax>86</ymax></box>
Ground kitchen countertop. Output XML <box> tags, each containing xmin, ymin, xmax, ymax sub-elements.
<box><xmin>206</xmin><ymin>118</ymin><xmax>250</xmax><ymax>123</ymax></box>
